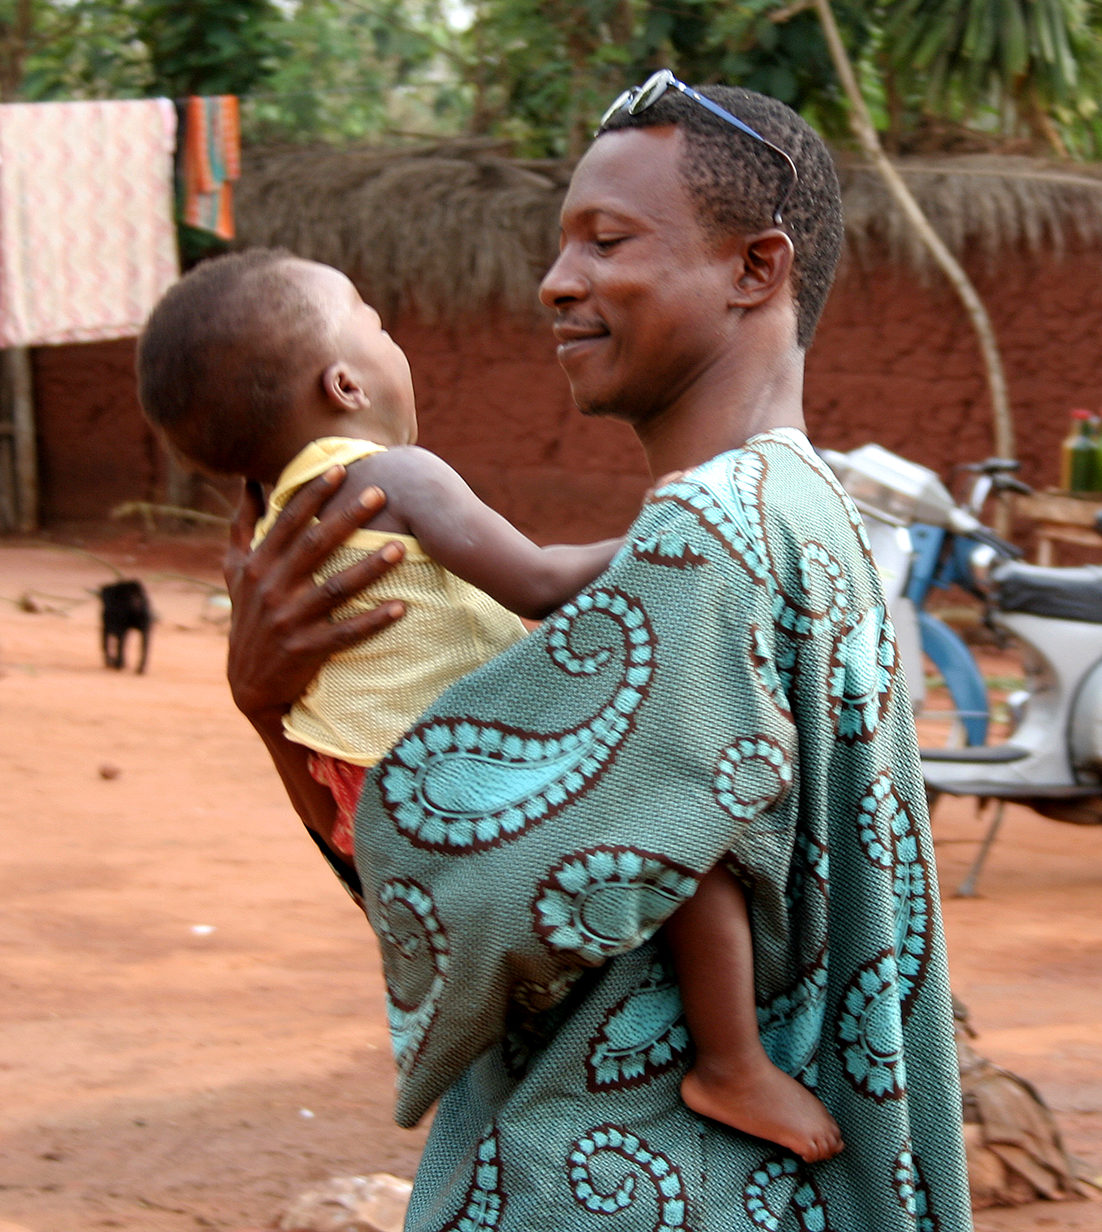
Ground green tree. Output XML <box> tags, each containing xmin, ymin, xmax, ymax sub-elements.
<box><xmin>458</xmin><ymin>0</ymin><xmax>637</xmax><ymax>157</ymax></box>
<box><xmin>813</xmin><ymin>0</ymin><xmax>1016</xmax><ymax>463</ymax></box>
<box><xmin>806</xmin><ymin>0</ymin><xmax>1100</xmax><ymax>466</ymax></box>
<box><xmin>8</xmin><ymin>1</ymin><xmax>150</xmax><ymax>100</ymax></box>
<box><xmin>12</xmin><ymin>0</ymin><xmax>284</xmax><ymax>100</ymax></box>
<box><xmin>454</xmin><ymin>0</ymin><xmax>1101</xmax><ymax>159</ymax></box>
<box><xmin>248</xmin><ymin>0</ymin><xmax>463</xmax><ymax>145</ymax></box>
<box><xmin>135</xmin><ymin>0</ymin><xmax>283</xmax><ymax>96</ymax></box>
<box><xmin>0</xmin><ymin>0</ymin><xmax>32</xmax><ymax>99</ymax></box>
<box><xmin>5</xmin><ymin>1</ymin><xmax>471</xmax><ymax>142</ymax></box>
<box><xmin>635</xmin><ymin>0</ymin><xmax>857</xmax><ymax>137</ymax></box>
<box><xmin>7</xmin><ymin>0</ymin><xmax>1101</xmax><ymax>159</ymax></box>
<box><xmin>876</xmin><ymin>0</ymin><xmax>1102</xmax><ymax>156</ymax></box>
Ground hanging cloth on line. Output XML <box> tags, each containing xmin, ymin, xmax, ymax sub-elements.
<box><xmin>177</xmin><ymin>95</ymin><xmax>240</xmax><ymax>240</ymax></box>
<box><xmin>0</xmin><ymin>98</ymin><xmax>180</xmax><ymax>348</ymax></box>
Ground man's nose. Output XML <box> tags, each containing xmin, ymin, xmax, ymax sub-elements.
<box><xmin>539</xmin><ymin>247</ymin><xmax>585</xmax><ymax>308</ymax></box>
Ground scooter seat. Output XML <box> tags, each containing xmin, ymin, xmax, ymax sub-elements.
<box><xmin>993</xmin><ymin>561</ymin><xmax>1102</xmax><ymax>623</ymax></box>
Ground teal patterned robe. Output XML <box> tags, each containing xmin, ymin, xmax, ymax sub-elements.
<box><xmin>349</xmin><ymin>429</ymin><xmax>973</xmax><ymax>1232</ymax></box>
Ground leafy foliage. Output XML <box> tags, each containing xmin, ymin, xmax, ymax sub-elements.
<box><xmin>247</xmin><ymin>0</ymin><xmax>462</xmax><ymax>144</ymax></box>
<box><xmin>882</xmin><ymin>0</ymin><xmax>1081</xmax><ymax>106</ymax></box>
<box><xmin>4</xmin><ymin>0</ymin><xmax>1101</xmax><ymax>157</ymax></box>
<box><xmin>15</xmin><ymin>1</ymin><xmax>150</xmax><ymax>100</ymax></box>
<box><xmin>874</xmin><ymin>0</ymin><xmax>1102</xmax><ymax>155</ymax></box>
<box><xmin>135</xmin><ymin>0</ymin><xmax>284</xmax><ymax>96</ymax></box>
<box><xmin>16</xmin><ymin>0</ymin><xmax>283</xmax><ymax>99</ymax></box>
<box><xmin>455</xmin><ymin>0</ymin><xmax>637</xmax><ymax>157</ymax></box>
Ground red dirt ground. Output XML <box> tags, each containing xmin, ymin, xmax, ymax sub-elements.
<box><xmin>1</xmin><ymin>529</ymin><xmax>1099</xmax><ymax>1232</ymax></box>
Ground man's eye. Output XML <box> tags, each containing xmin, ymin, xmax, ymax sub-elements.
<box><xmin>594</xmin><ymin>236</ymin><xmax>626</xmax><ymax>253</ymax></box>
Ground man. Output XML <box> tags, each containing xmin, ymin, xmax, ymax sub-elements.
<box><xmin>224</xmin><ymin>75</ymin><xmax>972</xmax><ymax>1231</ymax></box>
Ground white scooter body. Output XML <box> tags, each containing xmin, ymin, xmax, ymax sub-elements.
<box><xmin>823</xmin><ymin>442</ymin><xmax>1102</xmax><ymax>824</ymax></box>
<box><xmin>859</xmin><ymin>516</ymin><xmax>925</xmax><ymax>713</ymax></box>
<box><xmin>923</xmin><ymin>607</ymin><xmax>1102</xmax><ymax>803</ymax></box>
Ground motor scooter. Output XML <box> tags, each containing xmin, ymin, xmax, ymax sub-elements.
<box><xmin>823</xmin><ymin>443</ymin><xmax>1102</xmax><ymax>894</ymax></box>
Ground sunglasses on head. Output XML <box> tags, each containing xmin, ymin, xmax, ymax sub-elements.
<box><xmin>597</xmin><ymin>69</ymin><xmax>798</xmax><ymax>226</ymax></box>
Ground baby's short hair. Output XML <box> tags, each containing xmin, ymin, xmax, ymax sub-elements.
<box><xmin>137</xmin><ymin>248</ymin><xmax>324</xmax><ymax>476</ymax></box>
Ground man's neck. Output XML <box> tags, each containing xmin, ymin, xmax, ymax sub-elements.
<box><xmin>636</xmin><ymin>355</ymin><xmax>806</xmax><ymax>479</ymax></box>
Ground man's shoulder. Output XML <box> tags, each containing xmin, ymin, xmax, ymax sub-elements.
<box><xmin>671</xmin><ymin>430</ymin><xmax>852</xmax><ymax>529</ymax></box>
<box><xmin>625</xmin><ymin>431</ymin><xmax>876</xmax><ymax>600</ymax></box>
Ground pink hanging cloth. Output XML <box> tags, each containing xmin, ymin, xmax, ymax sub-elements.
<box><xmin>0</xmin><ymin>98</ymin><xmax>180</xmax><ymax>347</ymax></box>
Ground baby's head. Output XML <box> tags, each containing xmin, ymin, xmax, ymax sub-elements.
<box><xmin>137</xmin><ymin>248</ymin><xmax>416</xmax><ymax>484</ymax></box>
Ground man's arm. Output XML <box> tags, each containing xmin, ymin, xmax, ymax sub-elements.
<box><xmin>371</xmin><ymin>446</ymin><xmax>625</xmax><ymax>620</ymax></box>
<box><xmin>223</xmin><ymin>470</ymin><xmax>405</xmax><ymax>850</ymax></box>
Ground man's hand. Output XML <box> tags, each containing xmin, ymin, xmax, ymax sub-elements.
<box><xmin>223</xmin><ymin>467</ymin><xmax>406</xmax><ymax>728</ymax></box>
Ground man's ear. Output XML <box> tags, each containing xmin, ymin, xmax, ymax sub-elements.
<box><xmin>728</xmin><ymin>230</ymin><xmax>795</xmax><ymax>309</ymax></box>
<box><xmin>321</xmin><ymin>361</ymin><xmax>370</xmax><ymax>412</ymax></box>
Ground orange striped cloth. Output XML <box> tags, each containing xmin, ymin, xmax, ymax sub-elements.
<box><xmin>180</xmin><ymin>95</ymin><xmax>240</xmax><ymax>239</ymax></box>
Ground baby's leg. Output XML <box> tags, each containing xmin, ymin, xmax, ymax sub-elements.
<box><xmin>664</xmin><ymin>864</ymin><xmax>844</xmax><ymax>1163</ymax></box>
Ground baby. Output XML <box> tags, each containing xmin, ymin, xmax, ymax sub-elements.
<box><xmin>136</xmin><ymin>248</ymin><xmax>843</xmax><ymax>1163</ymax></box>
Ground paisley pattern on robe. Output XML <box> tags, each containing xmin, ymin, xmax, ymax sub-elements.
<box><xmin>351</xmin><ymin>429</ymin><xmax>972</xmax><ymax>1232</ymax></box>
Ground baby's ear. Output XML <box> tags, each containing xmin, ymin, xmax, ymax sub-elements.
<box><xmin>322</xmin><ymin>362</ymin><xmax>370</xmax><ymax>411</ymax></box>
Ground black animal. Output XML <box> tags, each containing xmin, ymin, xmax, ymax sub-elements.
<box><xmin>99</xmin><ymin>579</ymin><xmax>153</xmax><ymax>673</ymax></box>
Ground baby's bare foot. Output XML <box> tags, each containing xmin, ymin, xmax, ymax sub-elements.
<box><xmin>681</xmin><ymin>1061</ymin><xmax>844</xmax><ymax>1163</ymax></box>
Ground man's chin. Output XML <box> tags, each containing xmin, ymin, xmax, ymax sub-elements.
<box><xmin>569</xmin><ymin>388</ymin><xmax>619</xmax><ymax>420</ymax></box>
<box><xmin>560</xmin><ymin>371</ymin><xmax>638</xmax><ymax>422</ymax></box>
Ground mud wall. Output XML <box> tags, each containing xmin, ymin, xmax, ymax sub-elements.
<box><xmin>26</xmin><ymin>243</ymin><xmax>1100</xmax><ymax>543</ymax></box>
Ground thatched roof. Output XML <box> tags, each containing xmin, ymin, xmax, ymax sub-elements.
<box><xmin>234</xmin><ymin>142</ymin><xmax>569</xmax><ymax>323</ymax></box>
<box><xmin>234</xmin><ymin>142</ymin><xmax>1102</xmax><ymax>321</ymax></box>
<box><xmin>838</xmin><ymin>153</ymin><xmax>1102</xmax><ymax>272</ymax></box>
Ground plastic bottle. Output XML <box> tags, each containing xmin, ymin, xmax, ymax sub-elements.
<box><xmin>1060</xmin><ymin>408</ymin><xmax>1096</xmax><ymax>492</ymax></box>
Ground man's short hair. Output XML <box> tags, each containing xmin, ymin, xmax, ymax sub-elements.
<box><xmin>599</xmin><ymin>84</ymin><xmax>844</xmax><ymax>349</ymax></box>
<box><xmin>136</xmin><ymin>247</ymin><xmax>322</xmax><ymax>476</ymax></box>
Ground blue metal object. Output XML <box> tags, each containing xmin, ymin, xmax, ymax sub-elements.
<box><xmin>904</xmin><ymin>523</ymin><xmax>946</xmax><ymax>604</ymax></box>
<box><xmin>917</xmin><ymin>609</ymin><xmax>990</xmax><ymax>745</ymax></box>
<box><xmin>906</xmin><ymin>521</ymin><xmax>990</xmax><ymax>746</ymax></box>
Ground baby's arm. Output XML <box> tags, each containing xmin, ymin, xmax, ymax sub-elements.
<box><xmin>368</xmin><ymin>446</ymin><xmax>623</xmax><ymax>620</ymax></box>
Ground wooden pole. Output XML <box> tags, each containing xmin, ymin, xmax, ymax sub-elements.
<box><xmin>1</xmin><ymin>346</ymin><xmax>37</xmax><ymax>532</ymax></box>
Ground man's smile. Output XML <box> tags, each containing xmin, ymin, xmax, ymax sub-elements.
<box><xmin>552</xmin><ymin>318</ymin><xmax>609</xmax><ymax>359</ymax></box>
